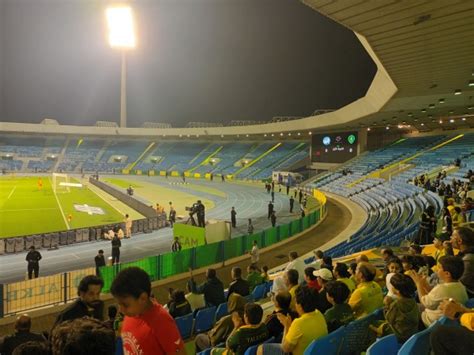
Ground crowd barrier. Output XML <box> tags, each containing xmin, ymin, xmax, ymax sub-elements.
<box><xmin>0</xmin><ymin>190</ymin><xmax>326</xmax><ymax>317</ymax></box>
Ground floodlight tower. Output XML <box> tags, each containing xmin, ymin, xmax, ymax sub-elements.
<box><xmin>106</xmin><ymin>6</ymin><xmax>136</xmax><ymax>128</ymax></box>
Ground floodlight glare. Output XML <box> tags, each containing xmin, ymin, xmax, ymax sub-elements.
<box><xmin>106</xmin><ymin>6</ymin><xmax>136</xmax><ymax>48</ymax></box>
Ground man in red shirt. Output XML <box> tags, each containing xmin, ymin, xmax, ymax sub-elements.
<box><xmin>111</xmin><ymin>267</ymin><xmax>186</xmax><ymax>355</ymax></box>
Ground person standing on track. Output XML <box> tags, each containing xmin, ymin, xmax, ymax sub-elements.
<box><xmin>231</xmin><ymin>207</ymin><xmax>237</xmax><ymax>228</ymax></box>
<box><xmin>271</xmin><ymin>211</ymin><xmax>277</xmax><ymax>227</ymax></box>
<box><xmin>172</xmin><ymin>237</ymin><xmax>182</xmax><ymax>252</ymax></box>
<box><xmin>95</xmin><ymin>249</ymin><xmax>106</xmax><ymax>276</ymax></box>
<box><xmin>248</xmin><ymin>219</ymin><xmax>254</xmax><ymax>235</ymax></box>
<box><xmin>26</xmin><ymin>245</ymin><xmax>42</xmax><ymax>279</ymax></box>
<box><xmin>124</xmin><ymin>214</ymin><xmax>132</xmax><ymax>239</ymax></box>
<box><xmin>290</xmin><ymin>196</ymin><xmax>295</xmax><ymax>213</ymax></box>
<box><xmin>250</xmin><ymin>240</ymin><xmax>259</xmax><ymax>269</ymax></box>
<box><xmin>271</xmin><ymin>190</ymin><xmax>275</xmax><ymax>203</ymax></box>
<box><xmin>111</xmin><ymin>234</ymin><xmax>121</xmax><ymax>265</ymax></box>
<box><xmin>268</xmin><ymin>201</ymin><xmax>274</xmax><ymax>219</ymax></box>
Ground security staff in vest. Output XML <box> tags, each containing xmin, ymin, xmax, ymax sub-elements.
<box><xmin>26</xmin><ymin>245</ymin><xmax>42</xmax><ymax>279</ymax></box>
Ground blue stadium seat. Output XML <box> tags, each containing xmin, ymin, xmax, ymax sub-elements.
<box><xmin>175</xmin><ymin>313</ymin><xmax>194</xmax><ymax>339</ymax></box>
<box><xmin>215</xmin><ymin>302</ymin><xmax>228</xmax><ymax>322</ymax></box>
<box><xmin>264</xmin><ymin>281</ymin><xmax>273</xmax><ymax>295</ymax></box>
<box><xmin>197</xmin><ymin>349</ymin><xmax>211</xmax><ymax>355</ymax></box>
<box><xmin>465</xmin><ymin>298</ymin><xmax>474</xmax><ymax>308</ymax></box>
<box><xmin>243</xmin><ymin>337</ymin><xmax>276</xmax><ymax>355</ymax></box>
<box><xmin>339</xmin><ymin>308</ymin><xmax>383</xmax><ymax>355</ymax></box>
<box><xmin>366</xmin><ymin>334</ymin><xmax>399</xmax><ymax>355</ymax></box>
<box><xmin>251</xmin><ymin>283</ymin><xmax>267</xmax><ymax>301</ymax></box>
<box><xmin>398</xmin><ymin>325</ymin><xmax>433</xmax><ymax>355</ymax></box>
<box><xmin>303</xmin><ymin>326</ymin><xmax>344</xmax><ymax>355</ymax></box>
<box><xmin>194</xmin><ymin>306</ymin><xmax>217</xmax><ymax>334</ymax></box>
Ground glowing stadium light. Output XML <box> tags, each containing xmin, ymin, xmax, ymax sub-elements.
<box><xmin>454</xmin><ymin>89</ymin><xmax>462</xmax><ymax>95</ymax></box>
<box><xmin>386</xmin><ymin>126</ymin><xmax>390</xmax><ymax>130</ymax></box>
<box><xmin>439</xmin><ymin>98</ymin><xmax>445</xmax><ymax>104</ymax></box>
<box><xmin>106</xmin><ymin>6</ymin><xmax>136</xmax><ymax>49</ymax></box>
<box><xmin>439</xmin><ymin>120</ymin><xmax>443</xmax><ymax>124</ymax></box>
<box><xmin>428</xmin><ymin>104</ymin><xmax>435</xmax><ymax>109</ymax></box>
<box><xmin>367</xmin><ymin>128</ymin><xmax>371</xmax><ymax>131</ymax></box>
<box><xmin>462</xmin><ymin>117</ymin><xmax>467</xmax><ymax>121</ymax></box>
<box><xmin>264</xmin><ymin>134</ymin><xmax>267</xmax><ymax>137</ymax></box>
<box><xmin>469</xmin><ymin>80</ymin><xmax>474</xmax><ymax>87</ymax></box>
<box><xmin>449</xmin><ymin>119</ymin><xmax>455</xmax><ymax>123</ymax></box>
<box><xmin>308</xmin><ymin>132</ymin><xmax>312</xmax><ymax>135</ymax></box>
<box><xmin>421</xmin><ymin>123</ymin><xmax>425</xmax><ymax>126</ymax></box>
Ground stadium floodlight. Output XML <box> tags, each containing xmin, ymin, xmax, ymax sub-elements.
<box><xmin>106</xmin><ymin>6</ymin><xmax>136</xmax><ymax>49</ymax></box>
<box><xmin>106</xmin><ymin>5</ymin><xmax>136</xmax><ymax>128</ymax></box>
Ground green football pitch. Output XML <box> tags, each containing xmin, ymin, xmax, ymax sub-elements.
<box><xmin>0</xmin><ymin>176</ymin><xmax>124</xmax><ymax>238</ymax></box>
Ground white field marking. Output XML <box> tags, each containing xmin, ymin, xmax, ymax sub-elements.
<box><xmin>7</xmin><ymin>186</ymin><xmax>17</xmax><ymax>200</ymax></box>
<box><xmin>0</xmin><ymin>207</ymin><xmax>57</xmax><ymax>212</ymax></box>
<box><xmin>49</xmin><ymin>177</ymin><xmax>70</xmax><ymax>230</ymax></box>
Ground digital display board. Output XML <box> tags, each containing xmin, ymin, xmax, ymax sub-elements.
<box><xmin>311</xmin><ymin>132</ymin><xmax>358</xmax><ymax>163</ymax></box>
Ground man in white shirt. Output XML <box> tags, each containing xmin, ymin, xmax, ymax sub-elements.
<box><xmin>408</xmin><ymin>255</ymin><xmax>468</xmax><ymax>326</ymax></box>
<box><xmin>285</xmin><ymin>251</ymin><xmax>306</xmax><ymax>284</ymax></box>
<box><xmin>250</xmin><ymin>240</ymin><xmax>259</xmax><ymax>268</ymax></box>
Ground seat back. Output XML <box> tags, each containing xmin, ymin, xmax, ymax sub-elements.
<box><xmin>465</xmin><ymin>298</ymin><xmax>474</xmax><ymax>308</ymax></box>
<box><xmin>175</xmin><ymin>313</ymin><xmax>194</xmax><ymax>339</ymax></box>
<box><xmin>303</xmin><ymin>326</ymin><xmax>344</xmax><ymax>355</ymax></box>
<box><xmin>194</xmin><ymin>306</ymin><xmax>217</xmax><ymax>334</ymax></box>
<box><xmin>398</xmin><ymin>325</ymin><xmax>433</xmax><ymax>355</ymax></box>
<box><xmin>339</xmin><ymin>311</ymin><xmax>378</xmax><ymax>355</ymax></box>
<box><xmin>366</xmin><ymin>334</ymin><xmax>399</xmax><ymax>355</ymax></box>
<box><xmin>215</xmin><ymin>302</ymin><xmax>228</xmax><ymax>322</ymax></box>
<box><xmin>251</xmin><ymin>283</ymin><xmax>267</xmax><ymax>301</ymax></box>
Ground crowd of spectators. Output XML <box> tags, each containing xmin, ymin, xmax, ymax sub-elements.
<box><xmin>1</xmin><ymin>227</ymin><xmax>473</xmax><ymax>355</ymax></box>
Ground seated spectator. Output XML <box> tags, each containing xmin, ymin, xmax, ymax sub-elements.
<box><xmin>349</xmin><ymin>262</ymin><xmax>358</xmax><ymax>285</ymax></box>
<box><xmin>167</xmin><ymin>289</ymin><xmax>192</xmax><ymax>318</ymax></box>
<box><xmin>285</xmin><ymin>252</ymin><xmax>306</xmax><ymax>284</ymax></box>
<box><xmin>334</xmin><ymin>263</ymin><xmax>356</xmax><ymax>293</ymax></box>
<box><xmin>261</xmin><ymin>266</ymin><xmax>269</xmax><ymax>282</ymax></box>
<box><xmin>212</xmin><ymin>303</ymin><xmax>269</xmax><ymax>355</ymax></box>
<box><xmin>195</xmin><ymin>293</ymin><xmax>246</xmax><ymax>352</ymax></box>
<box><xmin>104</xmin><ymin>305</ymin><xmax>118</xmax><ymax>330</ymax></box>
<box><xmin>311</xmin><ymin>250</ymin><xmax>324</xmax><ymax>269</ymax></box>
<box><xmin>385</xmin><ymin>258</ymin><xmax>403</xmax><ymax>299</ymax></box>
<box><xmin>188</xmin><ymin>268</ymin><xmax>226</xmax><ymax>307</ymax></box>
<box><xmin>408</xmin><ymin>244</ymin><xmax>423</xmax><ymax>255</ymax></box>
<box><xmin>452</xmin><ymin>207</ymin><xmax>466</xmax><ymax>228</ymax></box>
<box><xmin>451</xmin><ymin>227</ymin><xmax>474</xmax><ymax>297</ymax></box>
<box><xmin>257</xmin><ymin>286</ymin><xmax>328</xmax><ymax>355</ymax></box>
<box><xmin>303</xmin><ymin>267</ymin><xmax>320</xmax><ymax>292</ymax></box>
<box><xmin>284</xmin><ymin>269</ymin><xmax>300</xmax><ymax>312</ymax></box>
<box><xmin>270</xmin><ymin>276</ymin><xmax>288</xmax><ymax>294</ymax></box>
<box><xmin>247</xmin><ymin>265</ymin><xmax>264</xmax><ymax>292</ymax></box>
<box><xmin>54</xmin><ymin>275</ymin><xmax>104</xmax><ymax>326</ymax></box>
<box><xmin>110</xmin><ymin>267</ymin><xmax>184</xmax><ymax>355</ymax></box>
<box><xmin>401</xmin><ymin>255</ymin><xmax>417</xmax><ymax>274</ymax></box>
<box><xmin>11</xmin><ymin>341</ymin><xmax>50</xmax><ymax>355</ymax></box>
<box><xmin>312</xmin><ymin>268</ymin><xmax>333</xmax><ymax>313</ymax></box>
<box><xmin>51</xmin><ymin>317</ymin><xmax>115</xmax><ymax>355</ymax></box>
<box><xmin>185</xmin><ymin>280</ymin><xmax>206</xmax><ymax>312</ymax></box>
<box><xmin>324</xmin><ymin>281</ymin><xmax>354</xmax><ymax>332</ymax></box>
<box><xmin>430</xmin><ymin>299</ymin><xmax>474</xmax><ymax>355</ymax></box>
<box><xmin>264</xmin><ymin>291</ymin><xmax>298</xmax><ymax>339</ymax></box>
<box><xmin>382</xmin><ymin>273</ymin><xmax>420</xmax><ymax>343</ymax></box>
<box><xmin>1</xmin><ymin>315</ymin><xmax>46</xmax><ymax>355</ymax></box>
<box><xmin>228</xmin><ymin>267</ymin><xmax>250</xmax><ymax>299</ymax></box>
<box><xmin>320</xmin><ymin>256</ymin><xmax>333</xmax><ymax>272</ymax></box>
<box><xmin>381</xmin><ymin>248</ymin><xmax>399</xmax><ymax>277</ymax></box>
<box><xmin>408</xmin><ymin>255</ymin><xmax>468</xmax><ymax>326</ymax></box>
<box><xmin>348</xmin><ymin>262</ymin><xmax>384</xmax><ymax>319</ymax></box>
<box><xmin>432</xmin><ymin>233</ymin><xmax>453</xmax><ymax>264</ymax></box>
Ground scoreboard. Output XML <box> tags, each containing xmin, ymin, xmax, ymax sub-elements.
<box><xmin>311</xmin><ymin>132</ymin><xmax>358</xmax><ymax>163</ymax></box>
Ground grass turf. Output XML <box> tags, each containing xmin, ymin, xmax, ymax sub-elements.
<box><xmin>0</xmin><ymin>176</ymin><xmax>124</xmax><ymax>238</ymax></box>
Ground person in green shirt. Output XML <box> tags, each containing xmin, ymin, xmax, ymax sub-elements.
<box><xmin>247</xmin><ymin>264</ymin><xmax>264</xmax><ymax>292</ymax></box>
<box><xmin>212</xmin><ymin>303</ymin><xmax>269</xmax><ymax>355</ymax></box>
<box><xmin>324</xmin><ymin>281</ymin><xmax>354</xmax><ymax>332</ymax></box>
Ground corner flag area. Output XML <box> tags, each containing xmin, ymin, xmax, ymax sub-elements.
<box><xmin>0</xmin><ymin>176</ymin><xmax>124</xmax><ymax>238</ymax></box>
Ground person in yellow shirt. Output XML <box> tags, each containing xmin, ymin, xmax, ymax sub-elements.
<box><xmin>284</xmin><ymin>269</ymin><xmax>300</xmax><ymax>313</ymax></box>
<box><xmin>334</xmin><ymin>263</ymin><xmax>356</xmax><ymax>293</ymax></box>
<box><xmin>257</xmin><ymin>286</ymin><xmax>327</xmax><ymax>355</ymax></box>
<box><xmin>348</xmin><ymin>262</ymin><xmax>384</xmax><ymax>319</ymax></box>
<box><xmin>429</xmin><ymin>299</ymin><xmax>474</xmax><ymax>355</ymax></box>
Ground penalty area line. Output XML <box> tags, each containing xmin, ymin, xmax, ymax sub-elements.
<box><xmin>7</xmin><ymin>186</ymin><xmax>16</xmax><ymax>200</ymax></box>
<box><xmin>49</xmin><ymin>177</ymin><xmax>70</xmax><ymax>230</ymax></box>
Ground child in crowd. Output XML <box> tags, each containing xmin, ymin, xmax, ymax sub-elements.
<box><xmin>324</xmin><ymin>281</ymin><xmax>354</xmax><ymax>332</ymax></box>
<box><xmin>261</xmin><ymin>265</ymin><xmax>269</xmax><ymax>282</ymax></box>
<box><xmin>377</xmin><ymin>273</ymin><xmax>420</xmax><ymax>343</ymax></box>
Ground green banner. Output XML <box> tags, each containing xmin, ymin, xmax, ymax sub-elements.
<box><xmin>264</xmin><ymin>227</ymin><xmax>278</xmax><ymax>246</ymax></box>
<box><xmin>302</xmin><ymin>215</ymin><xmax>310</xmax><ymax>230</ymax></box>
<box><xmin>160</xmin><ymin>249</ymin><xmax>193</xmax><ymax>279</ymax></box>
<box><xmin>173</xmin><ymin>223</ymin><xmax>206</xmax><ymax>249</ymax></box>
<box><xmin>246</xmin><ymin>232</ymin><xmax>264</xmax><ymax>251</ymax></box>
<box><xmin>223</xmin><ymin>237</ymin><xmax>243</xmax><ymax>260</ymax></box>
<box><xmin>291</xmin><ymin>219</ymin><xmax>301</xmax><ymax>235</ymax></box>
<box><xmin>279</xmin><ymin>224</ymin><xmax>290</xmax><ymax>240</ymax></box>
<box><xmin>195</xmin><ymin>243</ymin><xmax>223</xmax><ymax>269</ymax></box>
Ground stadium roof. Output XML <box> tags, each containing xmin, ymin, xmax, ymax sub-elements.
<box><xmin>304</xmin><ymin>0</ymin><xmax>474</xmax><ymax>131</ymax></box>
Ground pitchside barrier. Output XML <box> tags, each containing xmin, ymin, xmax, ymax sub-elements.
<box><xmin>0</xmin><ymin>190</ymin><xmax>326</xmax><ymax>317</ymax></box>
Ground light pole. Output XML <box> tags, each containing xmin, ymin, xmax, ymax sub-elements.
<box><xmin>106</xmin><ymin>6</ymin><xmax>136</xmax><ymax>128</ymax></box>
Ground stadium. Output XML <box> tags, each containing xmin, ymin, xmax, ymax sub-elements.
<box><xmin>0</xmin><ymin>1</ymin><xmax>473</xmax><ymax>355</ymax></box>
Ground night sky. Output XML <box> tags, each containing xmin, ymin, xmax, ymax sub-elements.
<box><xmin>0</xmin><ymin>0</ymin><xmax>375</xmax><ymax>127</ymax></box>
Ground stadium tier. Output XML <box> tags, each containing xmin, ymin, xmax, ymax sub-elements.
<box><xmin>0</xmin><ymin>136</ymin><xmax>309</xmax><ymax>179</ymax></box>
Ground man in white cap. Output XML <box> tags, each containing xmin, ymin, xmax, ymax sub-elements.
<box><xmin>313</xmin><ymin>268</ymin><xmax>334</xmax><ymax>313</ymax></box>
